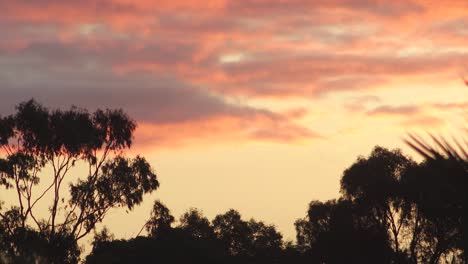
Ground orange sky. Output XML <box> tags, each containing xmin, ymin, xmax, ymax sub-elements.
<box><xmin>1</xmin><ymin>0</ymin><xmax>468</xmax><ymax>243</ymax></box>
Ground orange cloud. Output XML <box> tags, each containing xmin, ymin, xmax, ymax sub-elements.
<box><xmin>134</xmin><ymin>115</ymin><xmax>322</xmax><ymax>150</ymax></box>
<box><xmin>1</xmin><ymin>0</ymin><xmax>467</xmax><ymax>148</ymax></box>
<box><xmin>399</xmin><ymin>116</ymin><xmax>446</xmax><ymax>129</ymax></box>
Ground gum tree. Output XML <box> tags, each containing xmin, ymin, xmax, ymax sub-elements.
<box><xmin>0</xmin><ymin>100</ymin><xmax>159</xmax><ymax>262</ymax></box>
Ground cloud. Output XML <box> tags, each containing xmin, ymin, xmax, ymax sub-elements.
<box><xmin>134</xmin><ymin>115</ymin><xmax>322</xmax><ymax>150</ymax></box>
<box><xmin>429</xmin><ymin>102</ymin><xmax>468</xmax><ymax>111</ymax></box>
<box><xmin>0</xmin><ymin>47</ymin><xmax>321</xmax><ymax>147</ymax></box>
<box><xmin>197</xmin><ymin>52</ymin><xmax>468</xmax><ymax>97</ymax></box>
<box><xmin>399</xmin><ymin>116</ymin><xmax>446</xmax><ymax>129</ymax></box>
<box><xmin>362</xmin><ymin>101</ymin><xmax>465</xmax><ymax>129</ymax></box>
<box><xmin>1</xmin><ymin>1</ymin><xmax>467</xmax><ymax>99</ymax></box>
<box><xmin>10</xmin><ymin>32</ymin><xmax>466</xmax><ymax>102</ymax></box>
<box><xmin>1</xmin><ymin>0</ymin><xmax>467</xmax><ymax>147</ymax></box>
<box><xmin>344</xmin><ymin>95</ymin><xmax>381</xmax><ymax>112</ymax></box>
<box><xmin>367</xmin><ymin>105</ymin><xmax>421</xmax><ymax>116</ymax></box>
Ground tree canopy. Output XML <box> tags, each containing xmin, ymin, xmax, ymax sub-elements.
<box><xmin>0</xmin><ymin>100</ymin><xmax>159</xmax><ymax>263</ymax></box>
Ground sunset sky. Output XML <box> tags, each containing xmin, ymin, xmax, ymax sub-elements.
<box><xmin>1</xmin><ymin>0</ymin><xmax>468</xmax><ymax>243</ymax></box>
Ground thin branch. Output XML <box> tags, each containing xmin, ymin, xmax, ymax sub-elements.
<box><xmin>76</xmin><ymin>206</ymin><xmax>112</xmax><ymax>241</ymax></box>
<box><xmin>30</xmin><ymin>180</ymin><xmax>55</xmax><ymax>209</ymax></box>
<box><xmin>136</xmin><ymin>221</ymin><xmax>149</xmax><ymax>237</ymax></box>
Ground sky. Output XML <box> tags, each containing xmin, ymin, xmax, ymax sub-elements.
<box><xmin>1</xmin><ymin>0</ymin><xmax>468</xmax><ymax>244</ymax></box>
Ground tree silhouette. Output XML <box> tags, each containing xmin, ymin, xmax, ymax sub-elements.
<box><xmin>404</xmin><ymin>137</ymin><xmax>468</xmax><ymax>262</ymax></box>
<box><xmin>212</xmin><ymin>209</ymin><xmax>284</xmax><ymax>263</ymax></box>
<box><xmin>84</xmin><ymin>139</ymin><xmax>468</xmax><ymax>263</ymax></box>
<box><xmin>0</xmin><ymin>99</ymin><xmax>159</xmax><ymax>262</ymax></box>
<box><xmin>179</xmin><ymin>208</ymin><xmax>216</xmax><ymax>241</ymax></box>
<box><xmin>212</xmin><ymin>209</ymin><xmax>253</xmax><ymax>256</ymax></box>
<box><xmin>295</xmin><ymin>199</ymin><xmax>393</xmax><ymax>264</ymax></box>
<box><xmin>340</xmin><ymin>146</ymin><xmax>417</xmax><ymax>262</ymax></box>
<box><xmin>403</xmin><ymin>80</ymin><xmax>468</xmax><ymax>261</ymax></box>
<box><xmin>247</xmin><ymin>219</ymin><xmax>283</xmax><ymax>258</ymax></box>
<box><xmin>294</xmin><ymin>146</ymin><xmax>468</xmax><ymax>263</ymax></box>
<box><xmin>145</xmin><ymin>200</ymin><xmax>175</xmax><ymax>238</ymax></box>
<box><xmin>88</xmin><ymin>205</ymin><xmax>229</xmax><ymax>264</ymax></box>
<box><xmin>88</xmin><ymin>206</ymin><xmax>286</xmax><ymax>264</ymax></box>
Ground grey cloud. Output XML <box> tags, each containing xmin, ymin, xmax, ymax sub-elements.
<box><xmin>0</xmin><ymin>42</ymin><xmax>319</xmax><ymax>144</ymax></box>
<box><xmin>211</xmin><ymin>51</ymin><xmax>467</xmax><ymax>97</ymax></box>
<box><xmin>0</xmin><ymin>64</ymin><xmax>265</xmax><ymax>124</ymax></box>
<box><xmin>367</xmin><ymin>105</ymin><xmax>421</xmax><ymax>116</ymax></box>
<box><xmin>1</xmin><ymin>38</ymin><xmax>197</xmax><ymax>67</ymax></box>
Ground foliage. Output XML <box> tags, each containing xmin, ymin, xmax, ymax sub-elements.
<box><xmin>179</xmin><ymin>208</ymin><xmax>216</xmax><ymax>240</ymax></box>
<box><xmin>86</xmin><ymin>145</ymin><xmax>468</xmax><ymax>263</ymax></box>
<box><xmin>296</xmin><ymin>146</ymin><xmax>468</xmax><ymax>263</ymax></box>
<box><xmin>405</xmin><ymin>134</ymin><xmax>468</xmax><ymax>262</ymax></box>
<box><xmin>145</xmin><ymin>200</ymin><xmax>175</xmax><ymax>238</ymax></box>
<box><xmin>88</xmin><ymin>203</ymin><xmax>284</xmax><ymax>264</ymax></box>
<box><xmin>0</xmin><ymin>99</ymin><xmax>159</xmax><ymax>262</ymax></box>
<box><xmin>296</xmin><ymin>199</ymin><xmax>393</xmax><ymax>263</ymax></box>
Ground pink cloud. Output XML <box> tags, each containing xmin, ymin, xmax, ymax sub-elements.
<box><xmin>1</xmin><ymin>0</ymin><xmax>467</xmax><ymax>147</ymax></box>
<box><xmin>399</xmin><ymin>116</ymin><xmax>446</xmax><ymax>129</ymax></box>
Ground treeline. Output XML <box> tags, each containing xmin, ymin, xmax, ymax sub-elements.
<box><xmin>1</xmin><ymin>100</ymin><xmax>467</xmax><ymax>263</ymax></box>
<box><xmin>87</xmin><ymin>206</ymin><xmax>288</xmax><ymax>264</ymax></box>
<box><xmin>86</xmin><ymin>146</ymin><xmax>468</xmax><ymax>264</ymax></box>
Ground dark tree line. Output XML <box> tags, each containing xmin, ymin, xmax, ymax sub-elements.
<box><xmin>87</xmin><ymin>204</ymin><xmax>288</xmax><ymax>264</ymax></box>
<box><xmin>295</xmin><ymin>146</ymin><xmax>468</xmax><ymax>263</ymax></box>
<box><xmin>87</xmin><ymin>146</ymin><xmax>468</xmax><ymax>264</ymax></box>
<box><xmin>1</xmin><ymin>100</ymin><xmax>468</xmax><ymax>263</ymax></box>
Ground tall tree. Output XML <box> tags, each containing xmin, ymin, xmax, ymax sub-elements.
<box><xmin>0</xmin><ymin>100</ymin><xmax>159</xmax><ymax>262</ymax></box>
<box><xmin>403</xmin><ymin>79</ymin><xmax>468</xmax><ymax>262</ymax></box>
<box><xmin>213</xmin><ymin>209</ymin><xmax>252</xmax><ymax>256</ymax></box>
<box><xmin>145</xmin><ymin>200</ymin><xmax>175</xmax><ymax>238</ymax></box>
<box><xmin>405</xmin><ymin>135</ymin><xmax>468</xmax><ymax>262</ymax></box>
<box><xmin>295</xmin><ymin>199</ymin><xmax>393</xmax><ymax>264</ymax></box>
<box><xmin>298</xmin><ymin>145</ymin><xmax>464</xmax><ymax>263</ymax></box>
<box><xmin>340</xmin><ymin>146</ymin><xmax>417</xmax><ymax>262</ymax></box>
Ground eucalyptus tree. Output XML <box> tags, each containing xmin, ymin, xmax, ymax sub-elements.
<box><xmin>340</xmin><ymin>146</ymin><xmax>417</xmax><ymax>261</ymax></box>
<box><xmin>295</xmin><ymin>199</ymin><xmax>393</xmax><ymax>264</ymax></box>
<box><xmin>0</xmin><ymin>99</ymin><xmax>159</xmax><ymax>262</ymax></box>
<box><xmin>145</xmin><ymin>200</ymin><xmax>174</xmax><ymax>238</ymax></box>
<box><xmin>213</xmin><ymin>209</ymin><xmax>283</xmax><ymax>259</ymax></box>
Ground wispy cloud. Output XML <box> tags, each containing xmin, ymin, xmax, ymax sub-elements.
<box><xmin>1</xmin><ymin>0</ymin><xmax>467</xmax><ymax>146</ymax></box>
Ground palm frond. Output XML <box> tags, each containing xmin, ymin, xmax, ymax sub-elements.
<box><xmin>404</xmin><ymin>133</ymin><xmax>467</xmax><ymax>162</ymax></box>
